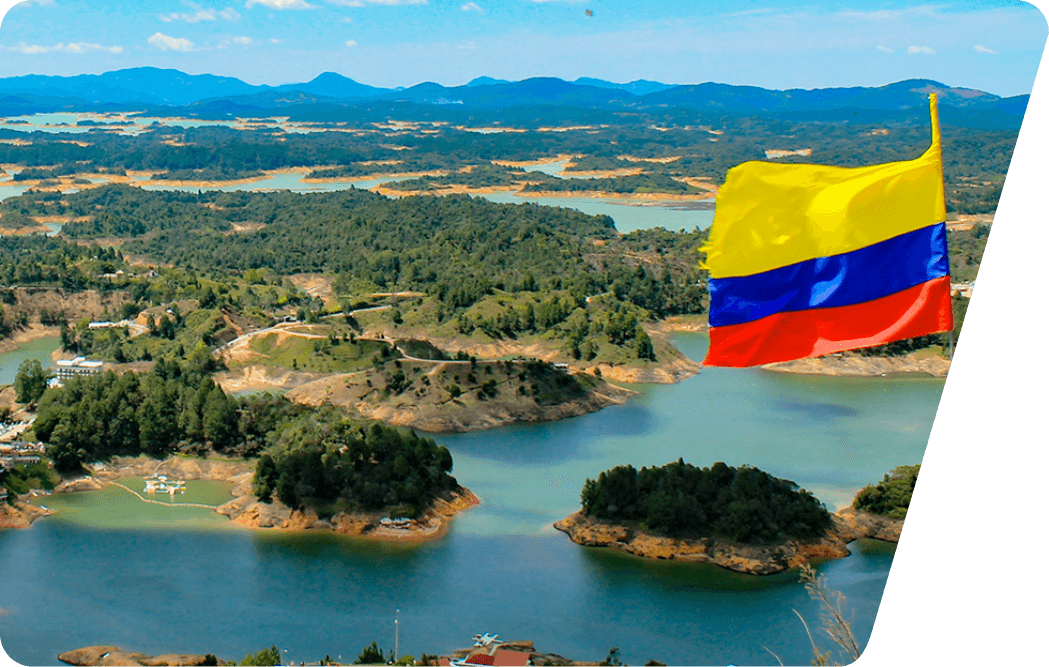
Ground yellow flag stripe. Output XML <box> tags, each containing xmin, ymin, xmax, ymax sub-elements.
<box><xmin>703</xmin><ymin>94</ymin><xmax>945</xmax><ymax>279</ymax></box>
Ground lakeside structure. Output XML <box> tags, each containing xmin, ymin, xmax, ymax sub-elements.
<box><xmin>143</xmin><ymin>475</ymin><xmax>186</xmax><ymax>496</ymax></box>
<box><xmin>0</xmin><ymin>442</ymin><xmax>43</xmax><ymax>470</ymax></box>
<box><xmin>52</xmin><ymin>357</ymin><xmax>104</xmax><ymax>385</ymax></box>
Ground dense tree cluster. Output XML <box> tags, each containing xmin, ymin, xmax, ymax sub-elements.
<box><xmin>852</xmin><ymin>465</ymin><xmax>920</xmax><ymax>520</ymax></box>
<box><xmin>33</xmin><ymin>358</ymin><xmax>266</xmax><ymax>470</ymax></box>
<box><xmin>14</xmin><ymin>186</ymin><xmax>707</xmax><ymax>325</ymax></box>
<box><xmin>0</xmin><ymin>234</ymin><xmax>128</xmax><ymax>291</ymax></box>
<box><xmin>580</xmin><ymin>460</ymin><xmax>831</xmax><ymax>543</ymax></box>
<box><xmin>251</xmin><ymin>409</ymin><xmax>457</xmax><ymax>517</ymax></box>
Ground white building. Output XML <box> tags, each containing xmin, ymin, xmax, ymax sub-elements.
<box><xmin>54</xmin><ymin>357</ymin><xmax>104</xmax><ymax>382</ymax></box>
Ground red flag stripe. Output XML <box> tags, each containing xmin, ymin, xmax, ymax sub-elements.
<box><xmin>703</xmin><ymin>276</ymin><xmax>953</xmax><ymax>367</ymax></box>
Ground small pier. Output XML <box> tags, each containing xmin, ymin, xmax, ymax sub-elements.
<box><xmin>143</xmin><ymin>475</ymin><xmax>187</xmax><ymax>496</ymax></box>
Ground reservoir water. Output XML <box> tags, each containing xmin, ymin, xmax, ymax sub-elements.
<box><xmin>0</xmin><ymin>336</ymin><xmax>60</xmax><ymax>386</ymax></box>
<box><xmin>3</xmin><ymin>133</ymin><xmax>918</xmax><ymax>663</ymax></box>
<box><xmin>0</xmin><ymin>334</ymin><xmax>943</xmax><ymax>666</ymax></box>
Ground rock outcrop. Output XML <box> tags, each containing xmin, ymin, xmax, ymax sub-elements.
<box><xmin>836</xmin><ymin>506</ymin><xmax>904</xmax><ymax>542</ymax></box>
<box><xmin>553</xmin><ymin>512</ymin><xmax>853</xmax><ymax>575</ymax></box>
<box><xmin>55</xmin><ymin>477</ymin><xmax>105</xmax><ymax>493</ymax></box>
<box><xmin>218</xmin><ymin>487</ymin><xmax>480</xmax><ymax>542</ymax></box>
<box><xmin>763</xmin><ymin>353</ymin><xmax>950</xmax><ymax>377</ymax></box>
<box><xmin>58</xmin><ymin>646</ymin><xmax>216</xmax><ymax>666</ymax></box>
<box><xmin>0</xmin><ymin>501</ymin><xmax>53</xmax><ymax>529</ymax></box>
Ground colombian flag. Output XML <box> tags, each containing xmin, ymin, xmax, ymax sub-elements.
<box><xmin>703</xmin><ymin>94</ymin><xmax>953</xmax><ymax>367</ymax></box>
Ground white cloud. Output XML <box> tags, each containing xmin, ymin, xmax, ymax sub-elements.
<box><xmin>245</xmin><ymin>0</ymin><xmax>317</xmax><ymax>9</ymax></box>
<box><xmin>876</xmin><ymin>45</ymin><xmax>894</xmax><ymax>54</ymax></box>
<box><xmin>840</xmin><ymin>10</ymin><xmax>900</xmax><ymax>21</ymax></box>
<box><xmin>345</xmin><ymin>40</ymin><xmax>358</xmax><ymax>47</ymax></box>
<box><xmin>148</xmin><ymin>32</ymin><xmax>197</xmax><ymax>52</ymax></box>
<box><xmin>461</xmin><ymin>2</ymin><xmax>482</xmax><ymax>12</ymax></box>
<box><xmin>160</xmin><ymin>4</ymin><xmax>241</xmax><ymax>23</ymax></box>
<box><xmin>8</xmin><ymin>43</ymin><xmax>49</xmax><ymax>54</ymax></box>
<box><xmin>6</xmin><ymin>41</ymin><xmax>123</xmax><ymax>54</ymax></box>
<box><xmin>328</xmin><ymin>0</ymin><xmax>427</xmax><ymax>5</ymax></box>
<box><xmin>907</xmin><ymin>45</ymin><xmax>935</xmax><ymax>55</ymax></box>
<box><xmin>974</xmin><ymin>44</ymin><xmax>998</xmax><ymax>54</ymax></box>
<box><xmin>160</xmin><ymin>9</ymin><xmax>215</xmax><ymax>23</ymax></box>
<box><xmin>217</xmin><ymin>35</ymin><xmax>255</xmax><ymax>48</ymax></box>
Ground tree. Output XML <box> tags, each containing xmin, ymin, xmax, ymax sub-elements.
<box><xmin>635</xmin><ymin>326</ymin><xmax>655</xmax><ymax>361</ymax></box>
<box><xmin>203</xmin><ymin>385</ymin><xmax>238</xmax><ymax>450</ymax></box>
<box><xmin>13</xmin><ymin>358</ymin><xmax>48</xmax><ymax>404</ymax></box>
<box><xmin>354</xmin><ymin>642</ymin><xmax>385</xmax><ymax>665</ymax></box>
<box><xmin>240</xmin><ymin>645</ymin><xmax>281</xmax><ymax>666</ymax></box>
<box><xmin>600</xmin><ymin>647</ymin><xmax>622</xmax><ymax>666</ymax></box>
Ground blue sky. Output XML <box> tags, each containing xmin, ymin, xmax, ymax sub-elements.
<box><xmin>0</xmin><ymin>1</ymin><xmax>1045</xmax><ymax>96</ymax></box>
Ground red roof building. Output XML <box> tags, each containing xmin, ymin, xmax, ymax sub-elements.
<box><xmin>492</xmin><ymin>650</ymin><xmax>531</xmax><ymax>667</ymax></box>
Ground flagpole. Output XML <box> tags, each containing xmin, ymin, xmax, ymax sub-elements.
<box><xmin>936</xmin><ymin>91</ymin><xmax>953</xmax><ymax>365</ymax></box>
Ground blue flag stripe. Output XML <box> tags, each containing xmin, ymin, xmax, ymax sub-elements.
<box><xmin>708</xmin><ymin>223</ymin><xmax>949</xmax><ymax>329</ymax></box>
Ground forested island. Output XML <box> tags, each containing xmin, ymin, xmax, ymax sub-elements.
<box><xmin>554</xmin><ymin>460</ymin><xmax>852</xmax><ymax>575</ymax></box>
<box><xmin>556</xmin><ymin>461</ymin><xmax>924</xmax><ymax>572</ymax></box>
<box><xmin>836</xmin><ymin>465</ymin><xmax>920</xmax><ymax>542</ymax></box>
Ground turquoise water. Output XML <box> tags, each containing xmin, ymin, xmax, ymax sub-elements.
<box><xmin>0</xmin><ymin>336</ymin><xmax>60</xmax><ymax>386</ymax></box>
<box><xmin>0</xmin><ymin>334</ymin><xmax>941</xmax><ymax>665</ymax></box>
<box><xmin>480</xmin><ymin>192</ymin><xmax>714</xmax><ymax>233</ymax></box>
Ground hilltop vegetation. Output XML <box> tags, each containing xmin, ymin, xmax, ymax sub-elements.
<box><xmin>251</xmin><ymin>412</ymin><xmax>458</xmax><ymax>518</ymax></box>
<box><xmin>852</xmin><ymin>465</ymin><xmax>920</xmax><ymax>520</ymax></box>
<box><xmin>580</xmin><ymin>460</ymin><xmax>831</xmax><ymax>543</ymax></box>
<box><xmin>2</xmin><ymin>186</ymin><xmax>709</xmax><ymax>365</ymax></box>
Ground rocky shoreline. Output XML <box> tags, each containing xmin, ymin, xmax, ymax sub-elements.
<box><xmin>0</xmin><ymin>500</ymin><xmax>54</xmax><ymax>529</ymax></box>
<box><xmin>218</xmin><ymin>486</ymin><xmax>480</xmax><ymax>542</ymax></box>
<box><xmin>553</xmin><ymin>504</ymin><xmax>905</xmax><ymax>575</ymax></box>
<box><xmin>553</xmin><ymin>512</ymin><xmax>854</xmax><ymax>575</ymax></box>
<box><xmin>835</xmin><ymin>506</ymin><xmax>905</xmax><ymax>542</ymax></box>
<box><xmin>761</xmin><ymin>352</ymin><xmax>950</xmax><ymax>378</ymax></box>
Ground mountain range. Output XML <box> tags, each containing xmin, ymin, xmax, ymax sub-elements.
<box><xmin>0</xmin><ymin>67</ymin><xmax>1029</xmax><ymax>125</ymax></box>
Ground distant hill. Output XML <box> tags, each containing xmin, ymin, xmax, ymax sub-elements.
<box><xmin>574</xmin><ymin>77</ymin><xmax>674</xmax><ymax>96</ymax></box>
<box><xmin>639</xmin><ymin>79</ymin><xmax>1003</xmax><ymax>113</ymax></box>
<box><xmin>0</xmin><ymin>68</ymin><xmax>1027</xmax><ymax>129</ymax></box>
<box><xmin>0</xmin><ymin>67</ymin><xmax>386</xmax><ymax>107</ymax></box>
<box><xmin>272</xmin><ymin>72</ymin><xmax>388</xmax><ymax>99</ymax></box>
<box><xmin>467</xmin><ymin>76</ymin><xmax>511</xmax><ymax>87</ymax></box>
<box><xmin>0</xmin><ymin>67</ymin><xmax>261</xmax><ymax>106</ymax></box>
